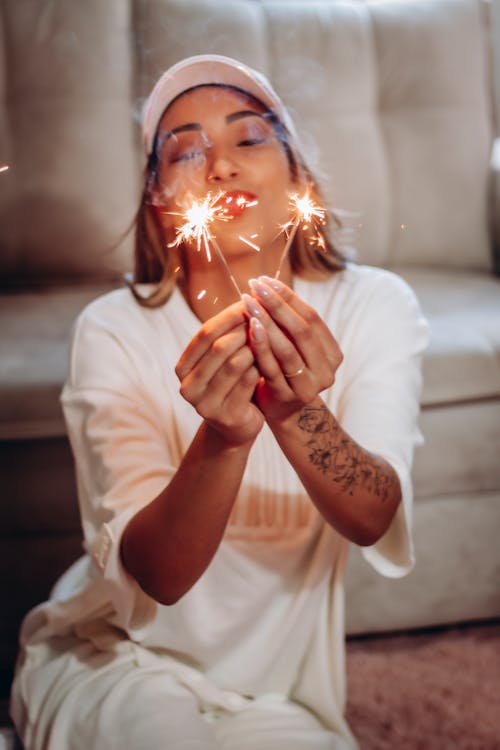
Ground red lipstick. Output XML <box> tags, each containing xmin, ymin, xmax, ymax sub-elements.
<box><xmin>214</xmin><ymin>190</ymin><xmax>258</xmax><ymax>218</ymax></box>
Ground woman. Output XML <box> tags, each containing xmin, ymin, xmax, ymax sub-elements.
<box><xmin>11</xmin><ymin>55</ymin><xmax>429</xmax><ymax>749</ymax></box>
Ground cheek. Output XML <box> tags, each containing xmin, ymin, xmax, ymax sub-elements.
<box><xmin>259</xmin><ymin>150</ymin><xmax>294</xmax><ymax>192</ymax></box>
<box><xmin>152</xmin><ymin>202</ymin><xmax>177</xmax><ymax>235</ymax></box>
<box><xmin>155</xmin><ymin>162</ymin><xmax>208</xmax><ymax>208</ymax></box>
<box><xmin>261</xmin><ymin>162</ymin><xmax>294</xmax><ymax>217</ymax></box>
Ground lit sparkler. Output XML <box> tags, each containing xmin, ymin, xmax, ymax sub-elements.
<box><xmin>169</xmin><ymin>192</ymin><xmax>225</xmax><ymax>261</ymax></box>
<box><xmin>275</xmin><ymin>188</ymin><xmax>327</xmax><ymax>278</ymax></box>
<box><xmin>168</xmin><ymin>192</ymin><xmax>243</xmax><ymax>298</ymax></box>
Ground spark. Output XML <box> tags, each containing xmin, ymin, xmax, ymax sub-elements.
<box><xmin>0</xmin><ymin>165</ymin><xmax>9</xmax><ymax>173</ymax></box>
<box><xmin>236</xmin><ymin>195</ymin><xmax>258</xmax><ymax>209</ymax></box>
<box><xmin>169</xmin><ymin>192</ymin><xmax>228</xmax><ymax>260</ymax></box>
<box><xmin>276</xmin><ymin>187</ymin><xmax>327</xmax><ymax>278</ymax></box>
<box><xmin>310</xmin><ymin>232</ymin><xmax>327</xmax><ymax>251</ymax></box>
<box><xmin>288</xmin><ymin>191</ymin><xmax>326</xmax><ymax>226</ymax></box>
<box><xmin>168</xmin><ymin>192</ymin><xmax>241</xmax><ymax>297</ymax></box>
<box><xmin>238</xmin><ymin>235</ymin><xmax>261</xmax><ymax>252</ymax></box>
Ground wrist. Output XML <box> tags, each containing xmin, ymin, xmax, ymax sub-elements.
<box><xmin>265</xmin><ymin>395</ymin><xmax>326</xmax><ymax>437</ymax></box>
<box><xmin>202</xmin><ymin>419</ymin><xmax>257</xmax><ymax>455</ymax></box>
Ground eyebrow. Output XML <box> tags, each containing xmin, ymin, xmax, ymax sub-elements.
<box><xmin>167</xmin><ymin>122</ymin><xmax>202</xmax><ymax>138</ymax></box>
<box><xmin>225</xmin><ymin>110</ymin><xmax>267</xmax><ymax>124</ymax></box>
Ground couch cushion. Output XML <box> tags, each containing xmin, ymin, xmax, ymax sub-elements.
<box><xmin>397</xmin><ymin>268</ymin><xmax>500</xmax><ymax>406</ymax></box>
<box><xmin>135</xmin><ymin>0</ymin><xmax>493</xmax><ymax>271</ymax></box>
<box><xmin>0</xmin><ymin>0</ymin><xmax>493</xmax><ymax>283</ymax></box>
<box><xmin>0</xmin><ymin>0</ymin><xmax>137</xmax><ymax>284</ymax></box>
<box><xmin>0</xmin><ymin>284</ymin><xmax>116</xmax><ymax>439</ymax></box>
<box><xmin>413</xmin><ymin>400</ymin><xmax>500</xmax><ymax>499</ymax></box>
<box><xmin>345</xmin><ymin>489</ymin><xmax>500</xmax><ymax>633</ymax></box>
<box><xmin>1</xmin><ymin>269</ymin><xmax>499</xmax><ymax>440</ymax></box>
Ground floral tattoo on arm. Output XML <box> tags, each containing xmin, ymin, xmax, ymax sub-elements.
<box><xmin>298</xmin><ymin>405</ymin><xmax>397</xmax><ymax>501</ymax></box>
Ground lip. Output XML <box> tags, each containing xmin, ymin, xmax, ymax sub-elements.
<box><xmin>214</xmin><ymin>190</ymin><xmax>258</xmax><ymax>219</ymax></box>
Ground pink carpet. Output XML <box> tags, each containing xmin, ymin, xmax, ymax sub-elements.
<box><xmin>2</xmin><ymin>621</ymin><xmax>499</xmax><ymax>748</ymax></box>
<box><xmin>345</xmin><ymin>619</ymin><xmax>500</xmax><ymax>749</ymax></box>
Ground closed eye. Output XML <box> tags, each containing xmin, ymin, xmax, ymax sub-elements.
<box><xmin>238</xmin><ymin>137</ymin><xmax>268</xmax><ymax>147</ymax></box>
<box><xmin>170</xmin><ymin>149</ymin><xmax>205</xmax><ymax>163</ymax></box>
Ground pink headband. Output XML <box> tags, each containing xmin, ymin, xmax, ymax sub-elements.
<box><xmin>142</xmin><ymin>54</ymin><xmax>298</xmax><ymax>155</ymax></box>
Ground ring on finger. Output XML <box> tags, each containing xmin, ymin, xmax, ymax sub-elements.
<box><xmin>284</xmin><ymin>365</ymin><xmax>305</xmax><ymax>379</ymax></box>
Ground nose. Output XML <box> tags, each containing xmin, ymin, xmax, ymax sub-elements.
<box><xmin>206</xmin><ymin>149</ymin><xmax>238</xmax><ymax>183</ymax></box>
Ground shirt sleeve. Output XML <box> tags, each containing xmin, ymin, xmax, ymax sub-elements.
<box><xmin>335</xmin><ymin>269</ymin><xmax>430</xmax><ymax>578</ymax></box>
<box><xmin>60</xmin><ymin>301</ymin><xmax>176</xmax><ymax>633</ymax></box>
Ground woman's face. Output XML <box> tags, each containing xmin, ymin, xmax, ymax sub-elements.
<box><xmin>152</xmin><ymin>85</ymin><xmax>296</xmax><ymax>257</ymax></box>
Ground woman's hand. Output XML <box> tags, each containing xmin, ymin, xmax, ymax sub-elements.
<box><xmin>242</xmin><ymin>276</ymin><xmax>343</xmax><ymax>423</ymax></box>
<box><xmin>175</xmin><ymin>301</ymin><xmax>264</xmax><ymax>447</ymax></box>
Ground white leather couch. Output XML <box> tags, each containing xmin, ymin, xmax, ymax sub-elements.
<box><xmin>1</xmin><ymin>0</ymin><xmax>499</xmax><ymax>712</ymax></box>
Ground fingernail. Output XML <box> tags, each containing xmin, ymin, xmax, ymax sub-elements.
<box><xmin>250</xmin><ymin>316</ymin><xmax>265</xmax><ymax>342</ymax></box>
<box><xmin>248</xmin><ymin>278</ymin><xmax>270</xmax><ymax>299</ymax></box>
<box><xmin>260</xmin><ymin>275</ymin><xmax>284</xmax><ymax>293</ymax></box>
<box><xmin>241</xmin><ymin>292</ymin><xmax>262</xmax><ymax>318</ymax></box>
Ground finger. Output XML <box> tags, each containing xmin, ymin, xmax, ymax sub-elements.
<box><xmin>243</xmin><ymin>295</ymin><xmax>300</xmax><ymax>382</ymax></box>
<box><xmin>251</xmin><ymin>315</ymin><xmax>320</xmax><ymax>404</ymax></box>
<box><xmin>260</xmin><ymin>276</ymin><xmax>313</xmax><ymax>317</ymax></box>
<box><xmin>249</xmin><ymin>314</ymin><xmax>304</xmax><ymax>385</ymax></box>
<box><xmin>249</xmin><ymin>276</ymin><xmax>340</xmax><ymax>365</ymax></box>
<box><xmin>248</xmin><ymin>278</ymin><xmax>319</xmax><ymax>369</ymax></box>
<box><xmin>248</xmin><ymin>316</ymin><xmax>288</xmax><ymax>390</ymax></box>
<box><xmin>248</xmin><ymin>278</ymin><xmax>343</xmax><ymax>386</ymax></box>
<box><xmin>189</xmin><ymin>345</ymin><xmax>255</xmax><ymax>415</ymax></box>
<box><xmin>179</xmin><ymin>329</ymin><xmax>249</xmax><ymax>403</ymax></box>
<box><xmin>244</xmin><ymin>284</ymin><xmax>343</xmax><ymax>397</ymax></box>
<box><xmin>222</xmin><ymin>363</ymin><xmax>261</xmax><ymax>417</ymax></box>
<box><xmin>176</xmin><ymin>301</ymin><xmax>247</xmax><ymax>380</ymax></box>
<box><xmin>209</xmin><ymin>364</ymin><xmax>262</xmax><ymax>446</ymax></box>
<box><xmin>245</xmin><ymin>285</ymin><xmax>320</xmax><ymax>376</ymax></box>
<box><xmin>243</xmin><ymin>294</ymin><xmax>308</xmax><ymax>383</ymax></box>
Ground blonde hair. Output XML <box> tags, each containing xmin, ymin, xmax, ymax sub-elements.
<box><xmin>128</xmin><ymin>87</ymin><xmax>346</xmax><ymax>308</ymax></box>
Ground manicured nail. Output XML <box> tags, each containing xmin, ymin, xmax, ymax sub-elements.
<box><xmin>250</xmin><ymin>316</ymin><xmax>266</xmax><ymax>342</ymax></box>
<box><xmin>248</xmin><ymin>278</ymin><xmax>270</xmax><ymax>299</ymax></box>
<box><xmin>260</xmin><ymin>275</ymin><xmax>285</xmax><ymax>293</ymax></box>
<box><xmin>241</xmin><ymin>293</ymin><xmax>262</xmax><ymax>318</ymax></box>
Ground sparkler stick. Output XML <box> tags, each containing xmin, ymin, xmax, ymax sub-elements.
<box><xmin>206</xmin><ymin>233</ymin><xmax>242</xmax><ymax>299</ymax></box>
<box><xmin>169</xmin><ymin>193</ymin><xmax>242</xmax><ymax>298</ymax></box>
<box><xmin>275</xmin><ymin>188</ymin><xmax>327</xmax><ymax>279</ymax></box>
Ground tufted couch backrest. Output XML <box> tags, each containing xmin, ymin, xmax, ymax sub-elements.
<box><xmin>0</xmin><ymin>0</ymin><xmax>495</xmax><ymax>287</ymax></box>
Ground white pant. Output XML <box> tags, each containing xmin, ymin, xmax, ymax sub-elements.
<box><xmin>11</xmin><ymin>634</ymin><xmax>354</xmax><ymax>750</ymax></box>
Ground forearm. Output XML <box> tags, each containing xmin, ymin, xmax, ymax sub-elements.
<box><xmin>268</xmin><ymin>397</ymin><xmax>402</xmax><ymax>545</ymax></box>
<box><xmin>120</xmin><ymin>420</ymin><xmax>252</xmax><ymax>605</ymax></box>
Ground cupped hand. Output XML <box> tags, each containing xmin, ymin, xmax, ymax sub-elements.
<box><xmin>242</xmin><ymin>276</ymin><xmax>343</xmax><ymax>423</ymax></box>
<box><xmin>175</xmin><ymin>301</ymin><xmax>264</xmax><ymax>446</ymax></box>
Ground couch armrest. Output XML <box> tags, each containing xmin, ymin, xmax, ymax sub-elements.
<box><xmin>491</xmin><ymin>137</ymin><xmax>500</xmax><ymax>275</ymax></box>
